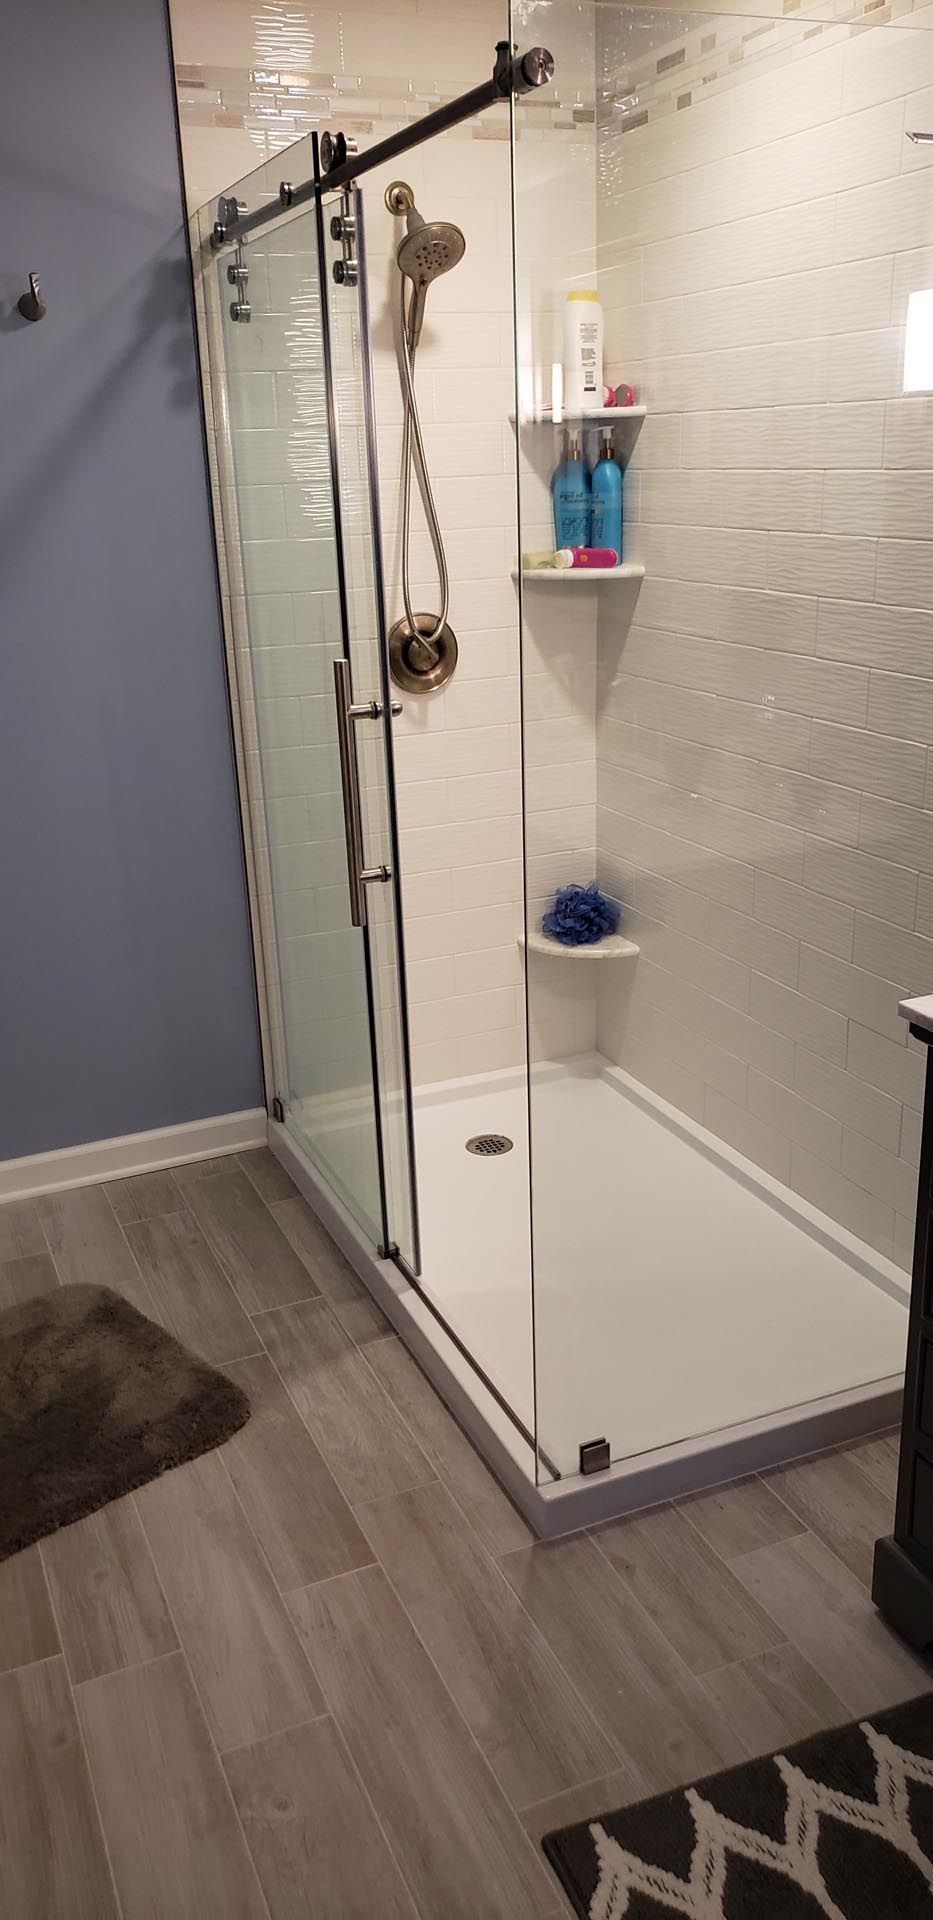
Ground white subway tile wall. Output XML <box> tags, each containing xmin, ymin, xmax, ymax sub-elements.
<box><xmin>594</xmin><ymin>6</ymin><xmax>933</xmax><ymax>1269</ymax></box>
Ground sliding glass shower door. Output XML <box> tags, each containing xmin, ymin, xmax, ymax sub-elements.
<box><xmin>198</xmin><ymin>149</ymin><xmax>418</xmax><ymax>1271</ymax></box>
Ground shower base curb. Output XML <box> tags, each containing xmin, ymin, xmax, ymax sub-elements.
<box><xmin>268</xmin><ymin>1113</ymin><xmax>904</xmax><ymax>1539</ymax></box>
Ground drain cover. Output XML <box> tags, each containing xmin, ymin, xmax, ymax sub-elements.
<box><xmin>466</xmin><ymin>1133</ymin><xmax>513</xmax><ymax>1157</ymax></box>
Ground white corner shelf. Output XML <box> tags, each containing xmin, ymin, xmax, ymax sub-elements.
<box><xmin>512</xmin><ymin>406</ymin><xmax>647</xmax><ymax>425</ymax></box>
<box><xmin>517</xmin><ymin>563</ymin><xmax>645</xmax><ymax>584</ymax></box>
<box><xmin>520</xmin><ymin>930</ymin><xmax>640</xmax><ymax>962</ymax></box>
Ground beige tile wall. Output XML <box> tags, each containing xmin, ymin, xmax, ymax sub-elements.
<box><xmin>595</xmin><ymin>7</ymin><xmax>933</xmax><ymax>1268</ymax></box>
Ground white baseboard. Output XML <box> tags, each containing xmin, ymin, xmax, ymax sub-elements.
<box><xmin>0</xmin><ymin>1108</ymin><xmax>269</xmax><ymax>1202</ymax></box>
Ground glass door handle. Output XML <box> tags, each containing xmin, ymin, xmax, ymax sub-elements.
<box><xmin>333</xmin><ymin>657</ymin><xmax>391</xmax><ymax>927</ymax></box>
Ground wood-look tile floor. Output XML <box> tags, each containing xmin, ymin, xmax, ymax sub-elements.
<box><xmin>0</xmin><ymin>1150</ymin><xmax>929</xmax><ymax>1918</ymax></box>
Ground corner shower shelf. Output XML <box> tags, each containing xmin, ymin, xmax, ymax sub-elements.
<box><xmin>518</xmin><ymin>563</ymin><xmax>645</xmax><ymax>584</ymax></box>
<box><xmin>512</xmin><ymin>406</ymin><xmax>647</xmax><ymax>426</ymax></box>
<box><xmin>520</xmin><ymin>931</ymin><xmax>640</xmax><ymax>962</ymax></box>
<box><xmin>529</xmin><ymin>405</ymin><xmax>646</xmax><ymax>425</ymax></box>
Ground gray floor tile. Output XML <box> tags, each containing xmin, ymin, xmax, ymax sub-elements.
<box><xmin>77</xmin><ymin>1652</ymin><xmax>266</xmax><ymax>1919</ymax></box>
<box><xmin>289</xmin><ymin>1565</ymin><xmax>553</xmax><ymax>1920</ymax></box>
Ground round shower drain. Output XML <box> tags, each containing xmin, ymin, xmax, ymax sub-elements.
<box><xmin>465</xmin><ymin>1133</ymin><xmax>514</xmax><ymax>1157</ymax></box>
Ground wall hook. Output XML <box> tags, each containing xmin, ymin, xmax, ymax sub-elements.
<box><xmin>17</xmin><ymin>273</ymin><xmax>46</xmax><ymax>322</ymax></box>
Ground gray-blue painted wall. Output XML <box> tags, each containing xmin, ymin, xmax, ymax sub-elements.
<box><xmin>0</xmin><ymin>0</ymin><xmax>263</xmax><ymax>1158</ymax></box>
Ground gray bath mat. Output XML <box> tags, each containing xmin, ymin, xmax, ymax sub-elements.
<box><xmin>0</xmin><ymin>1282</ymin><xmax>250</xmax><ymax>1560</ymax></box>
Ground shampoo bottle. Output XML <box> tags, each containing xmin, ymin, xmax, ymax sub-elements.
<box><xmin>552</xmin><ymin>433</ymin><xmax>591</xmax><ymax>548</ymax></box>
<box><xmin>590</xmin><ymin>433</ymin><xmax>622</xmax><ymax>563</ymax></box>
<box><xmin>564</xmin><ymin>289</ymin><xmax>603</xmax><ymax>413</ymax></box>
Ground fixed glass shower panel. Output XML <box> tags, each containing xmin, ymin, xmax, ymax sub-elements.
<box><xmin>198</xmin><ymin>148</ymin><xmax>418</xmax><ymax>1269</ymax></box>
<box><xmin>513</xmin><ymin>2</ymin><xmax>931</xmax><ymax>1479</ymax></box>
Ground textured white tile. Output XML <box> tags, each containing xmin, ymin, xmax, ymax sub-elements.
<box><xmin>803</xmin><ymin>838</ymin><xmax>918</xmax><ymax>929</ymax></box>
<box><xmin>853</xmin><ymin>912</ymin><xmax>933</xmax><ymax>993</ymax></box>
<box><xmin>883</xmin><ymin>396</ymin><xmax>933</xmax><ymax>469</ymax></box>
<box><xmin>810</xmin><ymin>722</ymin><xmax>927</xmax><ymax>805</ymax></box>
<box><xmin>826</xmin><ymin>328</ymin><xmax>903</xmax><ymax>405</ymax></box>
<box><xmin>842</xmin><ymin>1124</ymin><xmax>919</xmax><ymax>1217</ymax></box>
<box><xmin>868</xmin><ymin>672</ymin><xmax>933</xmax><ymax>745</ymax></box>
<box><xmin>848</xmin><ymin>1020</ymin><xmax>924</xmax><ymax>1109</ymax></box>
<box><xmin>753</xmin><ymin>870</ymin><xmax>854</xmax><ymax>960</ymax></box>
<box><xmin>598</xmin><ymin>805</ymin><xmax>756</xmax><ymax>912</ymax></box>
<box><xmin>842</xmin><ymin>23</ymin><xmax>931</xmax><ymax>112</ymax></box>
<box><xmin>917</xmin><ymin>874</ymin><xmax>933</xmax><ymax>937</ymax></box>
<box><xmin>825</xmin><ymin>470</ymin><xmax>933</xmax><ymax>540</ymax></box>
<box><xmin>617</xmin><ymin>996</ymin><xmax>748</xmax><ymax>1105</ymax></box>
<box><xmin>618</xmin><ymin>1035</ymin><xmax>707</xmax><ymax>1125</ymax></box>
<box><xmin>632</xmin><ymin>870</ymin><xmax>711</xmax><ymax>943</ymax></box>
<box><xmin>794</xmin><ymin>1047</ymin><xmax>903</xmax><ymax>1154</ymax></box>
<box><xmin>682</xmin><ymin>404</ymin><xmax>885</xmax><ymax>474</ymax></box>
<box><xmin>644</xmin><ymin>199</ymin><xmax>834</xmax><ymax>301</ymax></box>
<box><xmin>704</xmin><ymin>1088</ymin><xmax>792</xmax><ymax>1184</ymax></box>
<box><xmin>749</xmin><ymin>971</ymin><xmax>847</xmax><ymax>1064</ymax></box>
<box><xmin>817</xmin><ymin>599</ymin><xmax>933</xmax><ymax>678</ymax></box>
<box><xmin>876</xmin><ymin>540</ymin><xmax>933</xmax><ymax>608</ymax></box>
<box><xmin>705</xmin><ymin>903</ymin><xmax>800</xmax><ymax>989</ymax></box>
<box><xmin>634</xmin><ymin>522</ymin><xmax>771</xmax><ymax>588</ymax></box>
<box><xmin>639</xmin><ymin>469</ymin><xmax>822</xmax><ymax>533</ymax></box>
<box><xmin>633</xmin><ymin>913</ymin><xmax>750</xmax><ymax>1009</ymax></box>
<box><xmin>767</xmin><ymin>534</ymin><xmax>876</xmax><ymax>602</ymax></box>
<box><xmin>748</xmin><ymin>1069</ymin><xmax>843</xmax><ymax>1168</ymax></box>
<box><xmin>626</xmin><ymin>957</ymin><xmax>796</xmax><ymax>1085</ymax></box>
<box><xmin>800</xmin><ymin>943</ymin><xmax>905</xmax><ymax>1043</ymax></box>
<box><xmin>683</xmin><ymin>258</ymin><xmax>892</xmax><ymax>355</ymax></box>
<box><xmin>601</xmin><ymin>672</ymin><xmax>812</xmax><ymax>772</ymax></box>
<box><xmin>834</xmin><ymin>168</ymin><xmax>933</xmax><ymax>264</ymax></box>
<box><xmin>901</xmin><ymin>1102</ymin><xmax>924</xmax><ymax>1169</ymax></box>
<box><xmin>859</xmin><ymin>793</ymin><xmax>933</xmax><ymax>875</ymax></box>
<box><xmin>602</xmin><ymin>765</ymin><xmax>806</xmax><ymax>880</ymax></box>
<box><xmin>790</xmin><ymin>1146</ymin><xmax>896</xmax><ymax>1261</ymax></box>
<box><xmin>619</xmin><ymin>628</ymin><xmax>868</xmax><ymax>727</ymax></box>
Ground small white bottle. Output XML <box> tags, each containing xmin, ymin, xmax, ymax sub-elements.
<box><xmin>563</xmin><ymin>289</ymin><xmax>603</xmax><ymax>414</ymax></box>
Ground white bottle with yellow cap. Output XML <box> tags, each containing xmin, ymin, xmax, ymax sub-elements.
<box><xmin>564</xmin><ymin>288</ymin><xmax>603</xmax><ymax>414</ymax></box>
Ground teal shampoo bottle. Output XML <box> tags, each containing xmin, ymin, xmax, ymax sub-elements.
<box><xmin>590</xmin><ymin>433</ymin><xmax>622</xmax><ymax>562</ymax></box>
<box><xmin>552</xmin><ymin>433</ymin><xmax>591</xmax><ymax>549</ymax></box>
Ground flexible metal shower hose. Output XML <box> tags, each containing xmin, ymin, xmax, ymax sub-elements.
<box><xmin>398</xmin><ymin>276</ymin><xmax>449</xmax><ymax>653</ymax></box>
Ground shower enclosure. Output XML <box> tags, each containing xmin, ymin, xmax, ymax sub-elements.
<box><xmin>194</xmin><ymin>0</ymin><xmax>933</xmax><ymax>1530</ymax></box>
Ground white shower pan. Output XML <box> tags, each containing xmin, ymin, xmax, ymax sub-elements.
<box><xmin>272</xmin><ymin>1055</ymin><xmax>907</xmax><ymax>1535</ymax></box>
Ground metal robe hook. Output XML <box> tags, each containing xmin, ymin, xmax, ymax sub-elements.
<box><xmin>17</xmin><ymin>273</ymin><xmax>46</xmax><ymax>322</ymax></box>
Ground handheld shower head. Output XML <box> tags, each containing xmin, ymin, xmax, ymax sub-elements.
<box><xmin>395</xmin><ymin>211</ymin><xmax>467</xmax><ymax>284</ymax></box>
<box><xmin>387</xmin><ymin>185</ymin><xmax>466</xmax><ymax>345</ymax></box>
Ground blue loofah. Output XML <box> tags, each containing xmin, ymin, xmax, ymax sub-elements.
<box><xmin>542</xmin><ymin>881</ymin><xmax>621</xmax><ymax>947</ymax></box>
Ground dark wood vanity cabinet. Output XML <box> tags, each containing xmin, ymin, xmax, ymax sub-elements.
<box><xmin>874</xmin><ymin>1014</ymin><xmax>933</xmax><ymax>1649</ymax></box>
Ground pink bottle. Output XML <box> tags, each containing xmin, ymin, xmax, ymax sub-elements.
<box><xmin>569</xmin><ymin>546</ymin><xmax>619</xmax><ymax>568</ymax></box>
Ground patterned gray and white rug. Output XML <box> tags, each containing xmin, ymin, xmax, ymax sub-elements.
<box><xmin>544</xmin><ymin>1693</ymin><xmax>933</xmax><ymax>1918</ymax></box>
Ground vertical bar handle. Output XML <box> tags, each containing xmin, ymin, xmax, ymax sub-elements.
<box><xmin>333</xmin><ymin>658</ymin><xmax>391</xmax><ymax>927</ymax></box>
<box><xmin>334</xmin><ymin>657</ymin><xmax>367</xmax><ymax>927</ymax></box>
